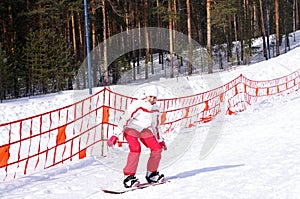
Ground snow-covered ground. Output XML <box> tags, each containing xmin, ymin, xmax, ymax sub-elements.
<box><xmin>1</xmin><ymin>90</ymin><xmax>300</xmax><ymax>199</ymax></box>
<box><xmin>1</xmin><ymin>33</ymin><xmax>300</xmax><ymax>198</ymax></box>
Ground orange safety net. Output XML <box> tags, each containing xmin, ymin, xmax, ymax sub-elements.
<box><xmin>0</xmin><ymin>69</ymin><xmax>299</xmax><ymax>181</ymax></box>
<box><xmin>0</xmin><ymin>145</ymin><xmax>10</xmax><ymax>168</ymax></box>
<box><xmin>57</xmin><ymin>125</ymin><xmax>67</xmax><ymax>145</ymax></box>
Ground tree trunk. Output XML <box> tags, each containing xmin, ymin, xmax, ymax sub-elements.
<box><xmin>129</xmin><ymin>0</ymin><xmax>136</xmax><ymax>81</ymax></box>
<box><xmin>259</xmin><ymin>0</ymin><xmax>268</xmax><ymax>60</ymax></box>
<box><xmin>238</xmin><ymin>0</ymin><xmax>244</xmax><ymax>64</ymax></box>
<box><xmin>71</xmin><ymin>9</ymin><xmax>77</xmax><ymax>62</ymax></box>
<box><xmin>296</xmin><ymin>0</ymin><xmax>299</xmax><ymax>30</ymax></box>
<box><xmin>227</xmin><ymin>15</ymin><xmax>233</xmax><ymax>63</ymax></box>
<box><xmin>77</xmin><ymin>12</ymin><xmax>84</xmax><ymax>61</ymax></box>
<box><xmin>91</xmin><ymin>1</ymin><xmax>98</xmax><ymax>86</ymax></box>
<box><xmin>275</xmin><ymin>0</ymin><xmax>280</xmax><ymax>56</ymax></box>
<box><xmin>206</xmin><ymin>0</ymin><xmax>213</xmax><ymax>73</ymax></box>
<box><xmin>186</xmin><ymin>0</ymin><xmax>192</xmax><ymax>75</ymax></box>
<box><xmin>223</xmin><ymin>23</ymin><xmax>228</xmax><ymax>67</ymax></box>
<box><xmin>253</xmin><ymin>2</ymin><xmax>259</xmax><ymax>37</ymax></box>
<box><xmin>144</xmin><ymin>0</ymin><xmax>149</xmax><ymax>79</ymax></box>
<box><xmin>168</xmin><ymin>0</ymin><xmax>174</xmax><ymax>78</ymax></box>
<box><xmin>102</xmin><ymin>0</ymin><xmax>108</xmax><ymax>85</ymax></box>
<box><xmin>234</xmin><ymin>15</ymin><xmax>240</xmax><ymax>65</ymax></box>
<box><xmin>156</xmin><ymin>0</ymin><xmax>163</xmax><ymax>68</ymax></box>
<box><xmin>171</xmin><ymin>0</ymin><xmax>177</xmax><ymax>75</ymax></box>
<box><xmin>136</xmin><ymin>0</ymin><xmax>141</xmax><ymax>75</ymax></box>
<box><xmin>284</xmin><ymin>0</ymin><xmax>290</xmax><ymax>52</ymax></box>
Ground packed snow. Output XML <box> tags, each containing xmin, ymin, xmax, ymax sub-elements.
<box><xmin>1</xmin><ymin>34</ymin><xmax>300</xmax><ymax>198</ymax></box>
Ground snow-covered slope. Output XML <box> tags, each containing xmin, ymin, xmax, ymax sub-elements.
<box><xmin>1</xmin><ymin>32</ymin><xmax>300</xmax><ymax>199</ymax></box>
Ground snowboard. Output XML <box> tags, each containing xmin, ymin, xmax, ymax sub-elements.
<box><xmin>102</xmin><ymin>180</ymin><xmax>169</xmax><ymax>194</ymax></box>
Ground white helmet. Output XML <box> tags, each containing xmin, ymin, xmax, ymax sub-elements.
<box><xmin>144</xmin><ymin>85</ymin><xmax>159</xmax><ymax>97</ymax></box>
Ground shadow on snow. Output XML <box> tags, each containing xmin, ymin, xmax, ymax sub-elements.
<box><xmin>166</xmin><ymin>164</ymin><xmax>245</xmax><ymax>180</ymax></box>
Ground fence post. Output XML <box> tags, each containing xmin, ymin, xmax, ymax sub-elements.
<box><xmin>101</xmin><ymin>87</ymin><xmax>109</xmax><ymax>156</ymax></box>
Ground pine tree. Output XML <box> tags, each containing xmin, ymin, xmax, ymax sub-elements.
<box><xmin>23</xmin><ymin>28</ymin><xmax>73</xmax><ymax>94</ymax></box>
<box><xmin>0</xmin><ymin>43</ymin><xmax>7</xmax><ymax>101</ymax></box>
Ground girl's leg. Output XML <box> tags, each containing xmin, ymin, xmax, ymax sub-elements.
<box><xmin>123</xmin><ymin>128</ymin><xmax>141</xmax><ymax>175</ymax></box>
<box><xmin>140</xmin><ymin>129</ymin><xmax>162</xmax><ymax>172</ymax></box>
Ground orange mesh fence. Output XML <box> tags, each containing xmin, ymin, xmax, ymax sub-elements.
<box><xmin>227</xmin><ymin>69</ymin><xmax>300</xmax><ymax>114</ymax></box>
<box><xmin>0</xmin><ymin>88</ymin><xmax>106</xmax><ymax>181</ymax></box>
<box><xmin>0</xmin><ymin>69</ymin><xmax>299</xmax><ymax>181</ymax></box>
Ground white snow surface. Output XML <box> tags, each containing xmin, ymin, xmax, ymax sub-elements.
<box><xmin>1</xmin><ymin>36</ymin><xmax>300</xmax><ymax>198</ymax></box>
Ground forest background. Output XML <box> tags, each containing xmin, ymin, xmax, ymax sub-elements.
<box><xmin>0</xmin><ymin>0</ymin><xmax>298</xmax><ymax>100</ymax></box>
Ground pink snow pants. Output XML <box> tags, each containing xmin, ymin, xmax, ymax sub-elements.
<box><xmin>123</xmin><ymin>128</ymin><xmax>162</xmax><ymax>176</ymax></box>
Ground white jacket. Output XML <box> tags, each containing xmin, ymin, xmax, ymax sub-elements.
<box><xmin>114</xmin><ymin>99</ymin><xmax>163</xmax><ymax>142</ymax></box>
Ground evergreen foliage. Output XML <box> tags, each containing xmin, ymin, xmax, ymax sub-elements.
<box><xmin>23</xmin><ymin>28</ymin><xmax>73</xmax><ymax>94</ymax></box>
<box><xmin>0</xmin><ymin>0</ymin><xmax>298</xmax><ymax>99</ymax></box>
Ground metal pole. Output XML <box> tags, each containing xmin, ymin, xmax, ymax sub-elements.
<box><xmin>84</xmin><ymin>0</ymin><xmax>92</xmax><ymax>94</ymax></box>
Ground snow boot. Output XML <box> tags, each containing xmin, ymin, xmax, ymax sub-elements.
<box><xmin>145</xmin><ymin>171</ymin><xmax>165</xmax><ymax>183</ymax></box>
<box><xmin>123</xmin><ymin>175</ymin><xmax>140</xmax><ymax>188</ymax></box>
